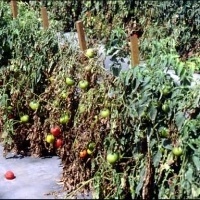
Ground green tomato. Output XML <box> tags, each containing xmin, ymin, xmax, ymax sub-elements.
<box><xmin>172</xmin><ymin>147</ymin><xmax>183</xmax><ymax>156</ymax></box>
<box><xmin>66</xmin><ymin>77</ymin><xmax>75</xmax><ymax>86</ymax></box>
<box><xmin>87</xmin><ymin>142</ymin><xmax>96</xmax><ymax>151</ymax></box>
<box><xmin>162</xmin><ymin>103</ymin><xmax>170</xmax><ymax>113</ymax></box>
<box><xmin>161</xmin><ymin>85</ymin><xmax>171</xmax><ymax>96</ymax></box>
<box><xmin>29</xmin><ymin>101</ymin><xmax>40</xmax><ymax>111</ymax></box>
<box><xmin>100</xmin><ymin>108</ymin><xmax>110</xmax><ymax>118</ymax></box>
<box><xmin>20</xmin><ymin>115</ymin><xmax>29</xmax><ymax>123</ymax></box>
<box><xmin>85</xmin><ymin>48</ymin><xmax>95</xmax><ymax>58</ymax></box>
<box><xmin>59</xmin><ymin>114</ymin><xmax>70</xmax><ymax>124</ymax></box>
<box><xmin>106</xmin><ymin>153</ymin><xmax>119</xmax><ymax>164</ymax></box>
<box><xmin>79</xmin><ymin>80</ymin><xmax>89</xmax><ymax>90</ymax></box>
<box><xmin>159</xmin><ymin>127</ymin><xmax>169</xmax><ymax>138</ymax></box>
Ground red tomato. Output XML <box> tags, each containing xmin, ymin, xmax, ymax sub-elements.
<box><xmin>50</xmin><ymin>126</ymin><xmax>61</xmax><ymax>137</ymax></box>
<box><xmin>4</xmin><ymin>171</ymin><xmax>15</xmax><ymax>180</ymax></box>
<box><xmin>55</xmin><ymin>139</ymin><xmax>63</xmax><ymax>148</ymax></box>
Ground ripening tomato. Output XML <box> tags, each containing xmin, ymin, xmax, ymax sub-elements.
<box><xmin>79</xmin><ymin>150</ymin><xmax>87</xmax><ymax>159</ymax></box>
<box><xmin>46</xmin><ymin>134</ymin><xmax>55</xmax><ymax>144</ymax></box>
<box><xmin>87</xmin><ymin>149</ymin><xmax>93</xmax><ymax>155</ymax></box>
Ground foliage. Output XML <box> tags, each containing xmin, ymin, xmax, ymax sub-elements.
<box><xmin>0</xmin><ymin>1</ymin><xmax>60</xmax><ymax>155</ymax></box>
<box><xmin>29</xmin><ymin>0</ymin><xmax>200</xmax><ymax>60</ymax></box>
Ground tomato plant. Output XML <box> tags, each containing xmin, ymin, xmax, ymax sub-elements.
<box><xmin>0</xmin><ymin>1</ymin><xmax>200</xmax><ymax>199</ymax></box>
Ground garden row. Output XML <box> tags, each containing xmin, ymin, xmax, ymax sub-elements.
<box><xmin>0</xmin><ymin>1</ymin><xmax>200</xmax><ymax>199</ymax></box>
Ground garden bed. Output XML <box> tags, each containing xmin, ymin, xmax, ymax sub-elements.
<box><xmin>0</xmin><ymin>1</ymin><xmax>200</xmax><ymax>199</ymax></box>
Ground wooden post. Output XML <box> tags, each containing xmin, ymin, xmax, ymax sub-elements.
<box><xmin>130</xmin><ymin>34</ymin><xmax>140</xmax><ymax>67</ymax></box>
<box><xmin>41</xmin><ymin>7</ymin><xmax>49</xmax><ymax>29</ymax></box>
<box><xmin>75</xmin><ymin>20</ymin><xmax>87</xmax><ymax>51</ymax></box>
<box><xmin>10</xmin><ymin>0</ymin><xmax>18</xmax><ymax>19</ymax></box>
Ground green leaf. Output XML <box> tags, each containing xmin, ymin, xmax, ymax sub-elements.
<box><xmin>175</xmin><ymin>111</ymin><xmax>186</xmax><ymax>131</ymax></box>
<box><xmin>185</xmin><ymin>167</ymin><xmax>193</xmax><ymax>183</ymax></box>
<box><xmin>135</xmin><ymin>166</ymin><xmax>145</xmax><ymax>195</ymax></box>
<box><xmin>192</xmin><ymin>155</ymin><xmax>200</xmax><ymax>171</ymax></box>
<box><xmin>153</xmin><ymin>151</ymin><xmax>162</xmax><ymax>167</ymax></box>
<box><xmin>148</xmin><ymin>103</ymin><xmax>157</xmax><ymax>121</ymax></box>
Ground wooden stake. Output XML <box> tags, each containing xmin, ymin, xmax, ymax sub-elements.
<box><xmin>75</xmin><ymin>20</ymin><xmax>87</xmax><ymax>51</ymax></box>
<box><xmin>130</xmin><ymin>34</ymin><xmax>140</xmax><ymax>67</ymax></box>
<box><xmin>10</xmin><ymin>0</ymin><xmax>18</xmax><ymax>19</ymax></box>
<box><xmin>41</xmin><ymin>7</ymin><xmax>49</xmax><ymax>29</ymax></box>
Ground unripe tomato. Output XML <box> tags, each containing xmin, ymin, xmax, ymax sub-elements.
<box><xmin>87</xmin><ymin>142</ymin><xmax>96</xmax><ymax>151</ymax></box>
<box><xmin>66</xmin><ymin>77</ymin><xmax>75</xmax><ymax>86</ymax></box>
<box><xmin>100</xmin><ymin>108</ymin><xmax>110</xmax><ymax>118</ymax></box>
<box><xmin>79</xmin><ymin>80</ymin><xmax>89</xmax><ymax>90</ymax></box>
<box><xmin>172</xmin><ymin>147</ymin><xmax>183</xmax><ymax>156</ymax></box>
<box><xmin>106</xmin><ymin>153</ymin><xmax>119</xmax><ymax>164</ymax></box>
<box><xmin>87</xmin><ymin>149</ymin><xmax>93</xmax><ymax>155</ymax></box>
<box><xmin>162</xmin><ymin>103</ymin><xmax>170</xmax><ymax>113</ymax></box>
<box><xmin>20</xmin><ymin>115</ymin><xmax>29</xmax><ymax>123</ymax></box>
